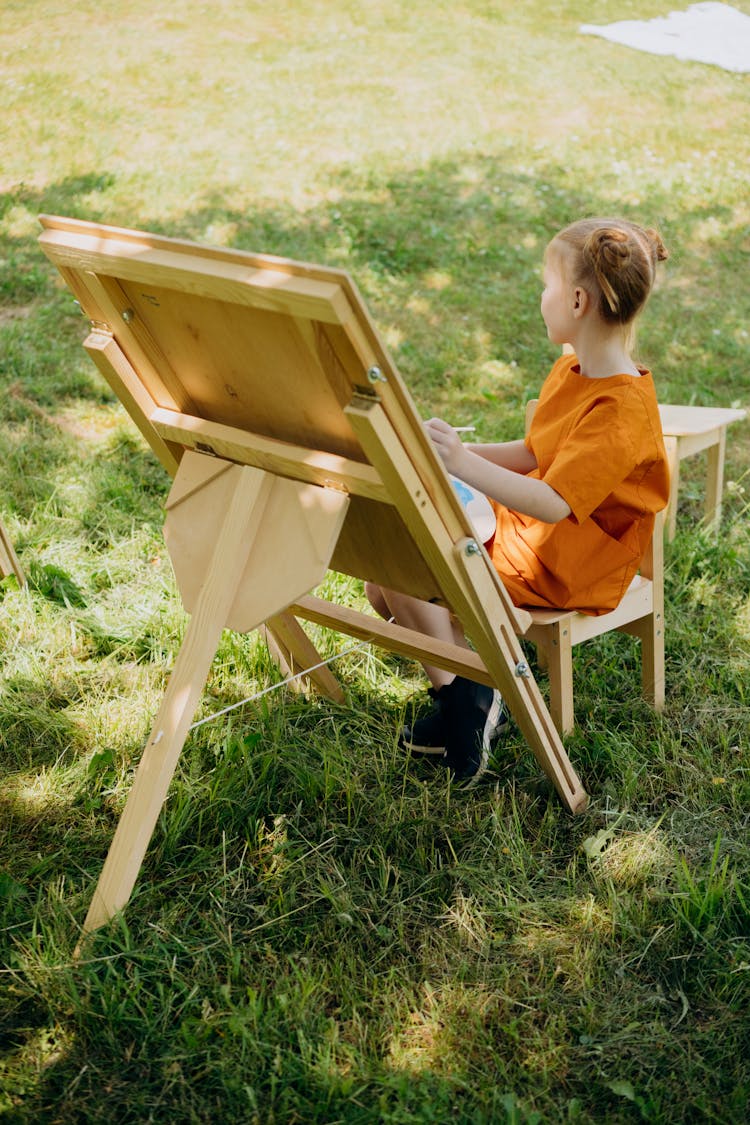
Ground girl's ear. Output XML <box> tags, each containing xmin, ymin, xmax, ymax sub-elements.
<box><xmin>572</xmin><ymin>286</ymin><xmax>589</xmax><ymax>318</ymax></box>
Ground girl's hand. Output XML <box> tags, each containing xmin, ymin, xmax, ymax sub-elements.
<box><xmin>425</xmin><ymin>417</ymin><xmax>468</xmax><ymax>476</ymax></box>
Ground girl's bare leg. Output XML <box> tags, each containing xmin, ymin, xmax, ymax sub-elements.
<box><xmin>364</xmin><ymin>581</ymin><xmax>468</xmax><ymax>690</ymax></box>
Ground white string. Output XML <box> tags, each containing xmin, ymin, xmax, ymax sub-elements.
<box><xmin>188</xmin><ymin>618</ymin><xmax>394</xmax><ymax>733</ymax></box>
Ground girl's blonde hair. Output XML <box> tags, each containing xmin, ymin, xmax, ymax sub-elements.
<box><xmin>553</xmin><ymin>217</ymin><xmax>668</xmax><ymax>326</ymax></box>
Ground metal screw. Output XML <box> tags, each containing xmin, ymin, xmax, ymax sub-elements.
<box><xmin>465</xmin><ymin>539</ymin><xmax>481</xmax><ymax>556</ymax></box>
<box><xmin>122</xmin><ymin>308</ymin><xmax>135</xmax><ymax>323</ymax></box>
<box><xmin>515</xmin><ymin>660</ymin><xmax>531</xmax><ymax>678</ymax></box>
<box><xmin>367</xmin><ymin>364</ymin><xmax>386</xmax><ymax>383</ymax></box>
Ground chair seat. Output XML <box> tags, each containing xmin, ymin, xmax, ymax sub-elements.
<box><xmin>524</xmin><ymin>574</ymin><xmax>649</xmax><ymax>631</ymax></box>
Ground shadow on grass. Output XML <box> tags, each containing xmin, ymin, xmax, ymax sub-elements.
<box><xmin>2</xmin><ymin>156</ymin><xmax>748</xmax><ymax>526</ymax></box>
<box><xmin>3</xmin><ymin>155</ymin><xmax>749</xmax><ymax>407</ymax></box>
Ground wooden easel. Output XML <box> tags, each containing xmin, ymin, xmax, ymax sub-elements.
<box><xmin>39</xmin><ymin>215</ymin><xmax>588</xmax><ymax>938</ymax></box>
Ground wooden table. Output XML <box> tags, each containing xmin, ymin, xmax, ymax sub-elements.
<box><xmin>658</xmin><ymin>404</ymin><xmax>746</xmax><ymax>540</ymax></box>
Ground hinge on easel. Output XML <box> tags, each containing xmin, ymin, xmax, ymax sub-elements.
<box><xmin>71</xmin><ymin>297</ymin><xmax>111</xmax><ymax>336</ymax></box>
<box><xmin>350</xmin><ymin>388</ymin><xmax>380</xmax><ymax>407</ymax></box>
<box><xmin>72</xmin><ymin>297</ymin><xmax>113</xmax><ymax>337</ymax></box>
<box><xmin>352</xmin><ymin>365</ymin><xmax>387</xmax><ymax>400</ymax></box>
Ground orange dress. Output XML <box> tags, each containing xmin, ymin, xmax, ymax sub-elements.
<box><xmin>489</xmin><ymin>353</ymin><xmax>670</xmax><ymax>616</ymax></box>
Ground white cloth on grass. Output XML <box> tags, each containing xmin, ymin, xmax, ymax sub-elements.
<box><xmin>580</xmin><ymin>2</ymin><xmax>750</xmax><ymax>73</ymax></box>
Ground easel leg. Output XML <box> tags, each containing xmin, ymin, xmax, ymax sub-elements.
<box><xmin>0</xmin><ymin>518</ymin><xmax>25</xmax><ymax>585</ymax></box>
<box><xmin>81</xmin><ymin>611</ymin><xmax>225</xmax><ymax>936</ymax></box>
<box><xmin>80</xmin><ymin>467</ymin><xmax>275</xmax><ymax>937</ymax></box>
<box><xmin>260</xmin><ymin>611</ymin><xmax>345</xmax><ymax>703</ymax></box>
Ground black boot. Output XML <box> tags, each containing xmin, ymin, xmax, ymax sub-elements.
<box><xmin>442</xmin><ymin>677</ymin><xmax>506</xmax><ymax>783</ymax></box>
<box><xmin>402</xmin><ymin>677</ymin><xmax>507</xmax><ymax>780</ymax></box>
<box><xmin>401</xmin><ymin>686</ymin><xmax>449</xmax><ymax>755</ymax></box>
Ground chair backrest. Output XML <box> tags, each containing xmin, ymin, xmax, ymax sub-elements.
<box><xmin>524</xmin><ymin>397</ymin><xmax>539</xmax><ymax>435</ymax></box>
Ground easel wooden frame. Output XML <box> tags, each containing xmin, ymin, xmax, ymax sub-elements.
<box><xmin>39</xmin><ymin>215</ymin><xmax>588</xmax><ymax>938</ymax></box>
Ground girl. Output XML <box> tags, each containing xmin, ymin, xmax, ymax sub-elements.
<box><xmin>366</xmin><ymin>216</ymin><xmax>671</xmax><ymax>783</ymax></box>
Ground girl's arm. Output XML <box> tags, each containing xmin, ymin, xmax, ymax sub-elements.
<box><xmin>426</xmin><ymin>418</ymin><xmax>571</xmax><ymax>525</ymax></box>
<box><xmin>464</xmin><ymin>438</ymin><xmax>538</xmax><ymax>475</ymax></box>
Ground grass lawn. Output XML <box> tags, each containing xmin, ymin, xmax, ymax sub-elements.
<box><xmin>1</xmin><ymin>1</ymin><xmax>749</xmax><ymax>1121</ymax></box>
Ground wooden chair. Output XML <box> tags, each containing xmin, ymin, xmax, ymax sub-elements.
<box><xmin>658</xmin><ymin>404</ymin><xmax>746</xmax><ymax>541</ymax></box>
<box><xmin>39</xmin><ymin>215</ymin><xmax>590</xmax><ymax>939</ymax></box>
<box><xmin>0</xmin><ymin>516</ymin><xmax>24</xmax><ymax>585</ymax></box>
<box><xmin>519</xmin><ymin>399</ymin><xmax>675</xmax><ymax>735</ymax></box>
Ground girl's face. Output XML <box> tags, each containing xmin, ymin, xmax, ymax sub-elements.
<box><xmin>540</xmin><ymin>244</ymin><xmax>576</xmax><ymax>346</ymax></box>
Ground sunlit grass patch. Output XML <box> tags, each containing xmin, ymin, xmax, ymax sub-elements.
<box><xmin>584</xmin><ymin>823</ymin><xmax>677</xmax><ymax>890</ymax></box>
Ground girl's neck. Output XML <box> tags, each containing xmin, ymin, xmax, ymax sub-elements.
<box><xmin>569</xmin><ymin>324</ymin><xmax>640</xmax><ymax>379</ymax></box>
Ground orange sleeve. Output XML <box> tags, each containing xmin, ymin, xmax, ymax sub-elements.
<box><xmin>540</xmin><ymin>396</ymin><xmax>639</xmax><ymax>524</ymax></box>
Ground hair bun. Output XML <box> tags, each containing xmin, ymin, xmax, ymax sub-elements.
<box><xmin>585</xmin><ymin>228</ymin><xmax>632</xmax><ymax>272</ymax></box>
<box><xmin>554</xmin><ymin>216</ymin><xmax>668</xmax><ymax>325</ymax></box>
<box><xmin>644</xmin><ymin>227</ymin><xmax>669</xmax><ymax>262</ymax></box>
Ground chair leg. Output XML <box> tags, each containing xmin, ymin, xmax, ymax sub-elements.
<box><xmin>629</xmin><ymin>508</ymin><xmax>665</xmax><ymax>713</ymax></box>
<box><xmin>545</xmin><ymin>621</ymin><xmax>574</xmax><ymax>736</ymax></box>
<box><xmin>622</xmin><ymin>612</ymin><xmax>665</xmax><ymax>714</ymax></box>
<box><xmin>628</xmin><ymin>574</ymin><xmax>665</xmax><ymax>710</ymax></box>
<box><xmin>642</xmin><ymin>611</ymin><xmax>665</xmax><ymax>712</ymax></box>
